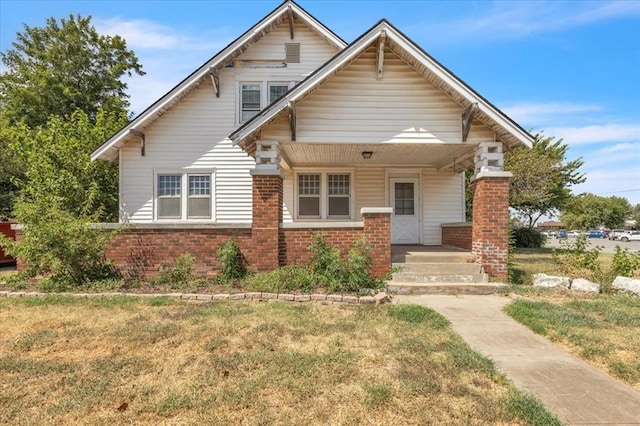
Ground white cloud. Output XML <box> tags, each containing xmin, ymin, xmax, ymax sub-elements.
<box><xmin>572</xmin><ymin>167</ymin><xmax>640</xmax><ymax>205</ymax></box>
<box><xmin>94</xmin><ymin>17</ymin><xmax>234</xmax><ymax>115</ymax></box>
<box><xmin>596</xmin><ymin>143</ymin><xmax>639</xmax><ymax>154</ymax></box>
<box><xmin>96</xmin><ymin>18</ymin><xmax>179</xmax><ymax>49</ymax></box>
<box><xmin>502</xmin><ymin>102</ymin><xmax>601</xmax><ymax>126</ymax></box>
<box><xmin>543</xmin><ymin>124</ymin><xmax>640</xmax><ymax>146</ymax></box>
<box><xmin>423</xmin><ymin>1</ymin><xmax>640</xmax><ymax>45</ymax></box>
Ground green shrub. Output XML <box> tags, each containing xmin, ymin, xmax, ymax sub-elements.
<box><xmin>150</xmin><ymin>254</ymin><xmax>195</xmax><ymax>289</ymax></box>
<box><xmin>308</xmin><ymin>234</ymin><xmax>344</xmax><ymax>289</ymax></box>
<box><xmin>553</xmin><ymin>237</ymin><xmax>640</xmax><ymax>292</ymax></box>
<box><xmin>216</xmin><ymin>239</ymin><xmax>246</xmax><ymax>283</ymax></box>
<box><xmin>242</xmin><ymin>265</ymin><xmax>316</xmax><ymax>293</ymax></box>
<box><xmin>513</xmin><ymin>227</ymin><xmax>546</xmax><ymax>248</ymax></box>
<box><xmin>344</xmin><ymin>239</ymin><xmax>376</xmax><ymax>292</ymax></box>
<box><xmin>0</xmin><ymin>203</ymin><xmax>120</xmax><ymax>287</ymax></box>
<box><xmin>611</xmin><ymin>246</ymin><xmax>640</xmax><ymax>279</ymax></box>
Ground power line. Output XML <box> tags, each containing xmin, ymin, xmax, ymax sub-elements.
<box><xmin>601</xmin><ymin>188</ymin><xmax>640</xmax><ymax>194</ymax></box>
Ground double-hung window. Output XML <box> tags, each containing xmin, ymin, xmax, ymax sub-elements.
<box><xmin>240</xmin><ymin>83</ymin><xmax>261</xmax><ymax>122</ymax></box>
<box><xmin>239</xmin><ymin>81</ymin><xmax>296</xmax><ymax>123</ymax></box>
<box><xmin>156</xmin><ymin>172</ymin><xmax>213</xmax><ymax>220</ymax></box>
<box><xmin>297</xmin><ymin>172</ymin><xmax>351</xmax><ymax>219</ymax></box>
<box><xmin>158</xmin><ymin>175</ymin><xmax>182</xmax><ymax>219</ymax></box>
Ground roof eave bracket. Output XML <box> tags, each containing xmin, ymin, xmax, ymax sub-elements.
<box><xmin>130</xmin><ymin>129</ymin><xmax>145</xmax><ymax>156</ymax></box>
<box><xmin>376</xmin><ymin>30</ymin><xmax>386</xmax><ymax>80</ymax></box>
<box><xmin>461</xmin><ymin>102</ymin><xmax>478</xmax><ymax>142</ymax></box>
<box><xmin>209</xmin><ymin>68</ymin><xmax>220</xmax><ymax>98</ymax></box>
<box><xmin>288</xmin><ymin>5</ymin><xmax>295</xmax><ymax>40</ymax></box>
<box><xmin>288</xmin><ymin>101</ymin><xmax>297</xmax><ymax>142</ymax></box>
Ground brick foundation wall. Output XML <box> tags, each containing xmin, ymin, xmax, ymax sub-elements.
<box><xmin>279</xmin><ymin>228</ymin><xmax>365</xmax><ymax>265</ymax></box>
<box><xmin>441</xmin><ymin>223</ymin><xmax>472</xmax><ymax>250</ymax></box>
<box><xmin>472</xmin><ymin>174</ymin><xmax>511</xmax><ymax>279</ymax></box>
<box><xmin>106</xmin><ymin>228</ymin><xmax>253</xmax><ymax>280</ymax></box>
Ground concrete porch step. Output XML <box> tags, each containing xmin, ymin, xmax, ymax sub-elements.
<box><xmin>397</xmin><ymin>253</ymin><xmax>475</xmax><ymax>264</ymax></box>
<box><xmin>395</xmin><ymin>262</ymin><xmax>482</xmax><ymax>274</ymax></box>
<box><xmin>391</xmin><ymin>272</ymin><xmax>489</xmax><ymax>283</ymax></box>
<box><xmin>386</xmin><ymin>281</ymin><xmax>507</xmax><ymax>295</ymax></box>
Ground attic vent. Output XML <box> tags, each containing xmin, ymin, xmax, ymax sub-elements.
<box><xmin>285</xmin><ymin>43</ymin><xmax>300</xmax><ymax>64</ymax></box>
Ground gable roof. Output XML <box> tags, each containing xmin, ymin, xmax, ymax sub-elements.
<box><xmin>91</xmin><ymin>0</ymin><xmax>346</xmax><ymax>162</ymax></box>
<box><xmin>230</xmin><ymin>19</ymin><xmax>534</xmax><ymax>152</ymax></box>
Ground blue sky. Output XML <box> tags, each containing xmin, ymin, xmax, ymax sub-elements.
<box><xmin>2</xmin><ymin>0</ymin><xmax>639</xmax><ymax>206</ymax></box>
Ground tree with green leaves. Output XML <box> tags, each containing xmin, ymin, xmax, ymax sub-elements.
<box><xmin>505</xmin><ymin>133</ymin><xmax>585</xmax><ymax>228</ymax></box>
<box><xmin>0</xmin><ymin>109</ymin><xmax>126</xmax><ymax>286</ymax></box>
<box><xmin>561</xmin><ymin>193</ymin><xmax>632</xmax><ymax>230</ymax></box>
<box><xmin>0</xmin><ymin>14</ymin><xmax>144</xmax><ymax>127</ymax></box>
<box><xmin>631</xmin><ymin>204</ymin><xmax>640</xmax><ymax>229</ymax></box>
<box><xmin>0</xmin><ymin>13</ymin><xmax>143</xmax><ymax>217</ymax></box>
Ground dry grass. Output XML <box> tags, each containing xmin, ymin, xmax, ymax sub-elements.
<box><xmin>0</xmin><ymin>296</ymin><xmax>557</xmax><ymax>425</ymax></box>
<box><xmin>505</xmin><ymin>291</ymin><xmax>640</xmax><ymax>392</ymax></box>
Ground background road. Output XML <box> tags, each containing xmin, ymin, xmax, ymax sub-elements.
<box><xmin>544</xmin><ymin>237</ymin><xmax>640</xmax><ymax>254</ymax></box>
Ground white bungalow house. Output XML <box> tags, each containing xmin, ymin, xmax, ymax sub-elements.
<box><xmin>92</xmin><ymin>1</ymin><xmax>533</xmax><ymax>280</ymax></box>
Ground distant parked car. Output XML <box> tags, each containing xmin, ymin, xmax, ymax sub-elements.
<box><xmin>587</xmin><ymin>230</ymin><xmax>605</xmax><ymax>238</ymax></box>
<box><xmin>568</xmin><ymin>230</ymin><xmax>582</xmax><ymax>238</ymax></box>
<box><xmin>619</xmin><ymin>231</ymin><xmax>640</xmax><ymax>242</ymax></box>
<box><xmin>609</xmin><ymin>229</ymin><xmax>626</xmax><ymax>240</ymax></box>
<box><xmin>557</xmin><ymin>229</ymin><xmax>567</xmax><ymax>239</ymax></box>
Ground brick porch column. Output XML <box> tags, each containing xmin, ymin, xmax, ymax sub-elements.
<box><xmin>251</xmin><ymin>170</ymin><xmax>283</xmax><ymax>271</ymax></box>
<box><xmin>471</xmin><ymin>171</ymin><xmax>512</xmax><ymax>279</ymax></box>
<box><xmin>361</xmin><ymin>207</ymin><xmax>392</xmax><ymax>279</ymax></box>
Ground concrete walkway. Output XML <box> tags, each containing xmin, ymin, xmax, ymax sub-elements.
<box><xmin>395</xmin><ymin>295</ymin><xmax>640</xmax><ymax>425</ymax></box>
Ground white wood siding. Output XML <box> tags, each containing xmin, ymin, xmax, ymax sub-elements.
<box><xmin>293</xmin><ymin>46</ymin><xmax>479</xmax><ymax>144</ymax></box>
<box><xmin>120</xmin><ymin>20</ymin><xmax>338</xmax><ymax>223</ymax></box>
<box><xmin>355</xmin><ymin>167</ymin><xmax>386</xmax><ymax>220</ymax></box>
<box><xmin>422</xmin><ymin>169</ymin><xmax>465</xmax><ymax>245</ymax></box>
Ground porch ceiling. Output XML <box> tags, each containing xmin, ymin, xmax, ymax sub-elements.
<box><xmin>281</xmin><ymin>142</ymin><xmax>476</xmax><ymax>169</ymax></box>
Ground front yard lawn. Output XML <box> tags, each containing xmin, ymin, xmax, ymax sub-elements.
<box><xmin>0</xmin><ymin>297</ymin><xmax>558</xmax><ymax>424</ymax></box>
<box><xmin>505</xmin><ymin>292</ymin><xmax>640</xmax><ymax>392</ymax></box>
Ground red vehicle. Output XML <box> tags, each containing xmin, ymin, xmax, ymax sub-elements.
<box><xmin>0</xmin><ymin>221</ymin><xmax>16</xmax><ymax>265</ymax></box>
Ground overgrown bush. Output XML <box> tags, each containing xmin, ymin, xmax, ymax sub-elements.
<box><xmin>513</xmin><ymin>227</ymin><xmax>546</xmax><ymax>248</ymax></box>
<box><xmin>242</xmin><ymin>265</ymin><xmax>316</xmax><ymax>293</ymax></box>
<box><xmin>241</xmin><ymin>234</ymin><xmax>381</xmax><ymax>294</ymax></box>
<box><xmin>553</xmin><ymin>235</ymin><xmax>603</xmax><ymax>283</ymax></box>
<box><xmin>150</xmin><ymin>254</ymin><xmax>196</xmax><ymax>289</ymax></box>
<box><xmin>0</xmin><ymin>203</ymin><xmax>120</xmax><ymax>287</ymax></box>
<box><xmin>552</xmin><ymin>235</ymin><xmax>640</xmax><ymax>292</ymax></box>
<box><xmin>308</xmin><ymin>233</ymin><xmax>343</xmax><ymax>288</ymax></box>
<box><xmin>216</xmin><ymin>239</ymin><xmax>246</xmax><ymax>283</ymax></box>
<box><xmin>610</xmin><ymin>246</ymin><xmax>640</xmax><ymax>279</ymax></box>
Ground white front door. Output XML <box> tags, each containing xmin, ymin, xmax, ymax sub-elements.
<box><xmin>390</xmin><ymin>178</ymin><xmax>420</xmax><ymax>244</ymax></box>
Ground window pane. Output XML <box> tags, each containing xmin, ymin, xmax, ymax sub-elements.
<box><xmin>158</xmin><ymin>175</ymin><xmax>181</xmax><ymax>196</ymax></box>
<box><xmin>188</xmin><ymin>198</ymin><xmax>211</xmax><ymax>218</ymax></box>
<box><xmin>189</xmin><ymin>175</ymin><xmax>210</xmax><ymax>195</ymax></box>
<box><xmin>328</xmin><ymin>197</ymin><xmax>349</xmax><ymax>216</ymax></box>
<box><xmin>241</xmin><ymin>83</ymin><xmax>260</xmax><ymax>122</ymax></box>
<box><xmin>268</xmin><ymin>84</ymin><xmax>289</xmax><ymax>103</ymax></box>
<box><xmin>395</xmin><ymin>183</ymin><xmax>414</xmax><ymax>216</ymax></box>
<box><xmin>158</xmin><ymin>198</ymin><xmax>181</xmax><ymax>219</ymax></box>
<box><xmin>328</xmin><ymin>174</ymin><xmax>350</xmax><ymax>195</ymax></box>
<box><xmin>298</xmin><ymin>174</ymin><xmax>320</xmax><ymax>195</ymax></box>
<box><xmin>299</xmin><ymin>197</ymin><xmax>320</xmax><ymax>216</ymax></box>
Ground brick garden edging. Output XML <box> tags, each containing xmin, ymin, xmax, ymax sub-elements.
<box><xmin>0</xmin><ymin>290</ymin><xmax>392</xmax><ymax>305</ymax></box>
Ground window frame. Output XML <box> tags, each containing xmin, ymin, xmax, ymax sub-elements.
<box><xmin>237</xmin><ymin>80</ymin><xmax>297</xmax><ymax>124</ymax></box>
<box><xmin>294</xmin><ymin>170</ymin><xmax>354</xmax><ymax>220</ymax></box>
<box><xmin>154</xmin><ymin>169</ymin><xmax>216</xmax><ymax>222</ymax></box>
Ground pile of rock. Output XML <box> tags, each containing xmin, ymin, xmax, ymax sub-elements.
<box><xmin>532</xmin><ymin>273</ymin><xmax>640</xmax><ymax>295</ymax></box>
